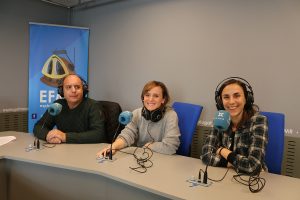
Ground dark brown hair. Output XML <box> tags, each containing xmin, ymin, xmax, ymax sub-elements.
<box><xmin>218</xmin><ymin>79</ymin><xmax>258</xmax><ymax>128</ymax></box>
<box><xmin>141</xmin><ymin>80</ymin><xmax>170</xmax><ymax>106</ymax></box>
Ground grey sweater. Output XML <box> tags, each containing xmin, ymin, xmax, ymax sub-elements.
<box><xmin>118</xmin><ymin>107</ymin><xmax>181</xmax><ymax>155</ymax></box>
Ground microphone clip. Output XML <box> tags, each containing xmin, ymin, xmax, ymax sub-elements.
<box><xmin>25</xmin><ymin>138</ymin><xmax>41</xmax><ymax>152</ymax></box>
<box><xmin>189</xmin><ymin>149</ymin><xmax>213</xmax><ymax>187</ymax></box>
<box><xmin>34</xmin><ymin>138</ymin><xmax>40</xmax><ymax>149</ymax></box>
<box><xmin>186</xmin><ymin>176</ymin><xmax>212</xmax><ymax>187</ymax></box>
<box><xmin>96</xmin><ymin>154</ymin><xmax>115</xmax><ymax>163</ymax></box>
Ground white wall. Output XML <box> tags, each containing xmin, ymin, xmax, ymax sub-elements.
<box><xmin>72</xmin><ymin>0</ymin><xmax>300</xmax><ymax>136</ymax></box>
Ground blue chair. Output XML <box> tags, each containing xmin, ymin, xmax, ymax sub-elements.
<box><xmin>172</xmin><ymin>102</ymin><xmax>203</xmax><ymax>156</ymax></box>
<box><xmin>260</xmin><ymin>111</ymin><xmax>285</xmax><ymax>174</ymax></box>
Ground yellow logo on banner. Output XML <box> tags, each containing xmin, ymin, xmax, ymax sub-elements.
<box><xmin>40</xmin><ymin>54</ymin><xmax>74</xmax><ymax>87</ymax></box>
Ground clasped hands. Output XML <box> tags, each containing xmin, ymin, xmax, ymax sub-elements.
<box><xmin>46</xmin><ymin>129</ymin><xmax>66</xmax><ymax>144</ymax></box>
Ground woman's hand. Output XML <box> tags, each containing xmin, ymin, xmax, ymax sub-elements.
<box><xmin>143</xmin><ymin>142</ymin><xmax>153</xmax><ymax>149</ymax></box>
<box><xmin>96</xmin><ymin>146</ymin><xmax>116</xmax><ymax>158</ymax></box>
<box><xmin>96</xmin><ymin>138</ymin><xmax>126</xmax><ymax>158</ymax></box>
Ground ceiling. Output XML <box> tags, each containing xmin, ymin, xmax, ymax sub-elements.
<box><xmin>41</xmin><ymin>0</ymin><xmax>124</xmax><ymax>9</ymax></box>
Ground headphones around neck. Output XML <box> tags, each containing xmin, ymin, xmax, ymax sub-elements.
<box><xmin>215</xmin><ymin>77</ymin><xmax>254</xmax><ymax>110</ymax></box>
<box><xmin>141</xmin><ymin>106</ymin><xmax>165</xmax><ymax>122</ymax></box>
<box><xmin>57</xmin><ymin>75</ymin><xmax>89</xmax><ymax>98</ymax></box>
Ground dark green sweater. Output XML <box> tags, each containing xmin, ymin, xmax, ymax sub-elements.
<box><xmin>33</xmin><ymin>98</ymin><xmax>106</xmax><ymax>143</ymax></box>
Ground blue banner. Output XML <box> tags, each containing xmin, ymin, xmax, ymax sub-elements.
<box><xmin>28</xmin><ymin>23</ymin><xmax>89</xmax><ymax>133</ymax></box>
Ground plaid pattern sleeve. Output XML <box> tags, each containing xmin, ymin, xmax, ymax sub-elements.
<box><xmin>201</xmin><ymin>128</ymin><xmax>226</xmax><ymax>167</ymax></box>
<box><xmin>201</xmin><ymin>114</ymin><xmax>268</xmax><ymax>175</ymax></box>
<box><xmin>234</xmin><ymin>114</ymin><xmax>268</xmax><ymax>174</ymax></box>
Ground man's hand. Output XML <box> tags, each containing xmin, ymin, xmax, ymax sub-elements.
<box><xmin>46</xmin><ymin>129</ymin><xmax>66</xmax><ymax>143</ymax></box>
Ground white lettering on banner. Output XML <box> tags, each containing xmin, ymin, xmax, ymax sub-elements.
<box><xmin>48</xmin><ymin>90</ymin><xmax>55</xmax><ymax>103</ymax></box>
<box><xmin>40</xmin><ymin>104</ymin><xmax>49</xmax><ymax>108</ymax></box>
<box><xmin>40</xmin><ymin>90</ymin><xmax>60</xmax><ymax>103</ymax></box>
<box><xmin>40</xmin><ymin>90</ymin><xmax>47</xmax><ymax>103</ymax></box>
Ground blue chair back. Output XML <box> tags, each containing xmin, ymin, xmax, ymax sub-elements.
<box><xmin>172</xmin><ymin>102</ymin><xmax>203</xmax><ymax>156</ymax></box>
<box><xmin>260</xmin><ymin>111</ymin><xmax>285</xmax><ymax>174</ymax></box>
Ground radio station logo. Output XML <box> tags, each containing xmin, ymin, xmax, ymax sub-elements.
<box><xmin>40</xmin><ymin>50</ymin><xmax>75</xmax><ymax>87</ymax></box>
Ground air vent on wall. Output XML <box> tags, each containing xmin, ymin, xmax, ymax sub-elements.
<box><xmin>191</xmin><ymin>125</ymin><xmax>211</xmax><ymax>159</ymax></box>
<box><xmin>0</xmin><ymin>111</ymin><xmax>28</xmax><ymax>132</ymax></box>
<box><xmin>282</xmin><ymin>136</ymin><xmax>300</xmax><ymax>178</ymax></box>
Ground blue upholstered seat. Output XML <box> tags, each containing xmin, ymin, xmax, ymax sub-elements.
<box><xmin>260</xmin><ymin>111</ymin><xmax>285</xmax><ymax>174</ymax></box>
<box><xmin>172</xmin><ymin>102</ymin><xmax>203</xmax><ymax>157</ymax></box>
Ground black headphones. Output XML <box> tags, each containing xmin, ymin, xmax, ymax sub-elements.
<box><xmin>215</xmin><ymin>77</ymin><xmax>254</xmax><ymax>110</ymax></box>
<box><xmin>141</xmin><ymin>106</ymin><xmax>165</xmax><ymax>122</ymax></box>
<box><xmin>57</xmin><ymin>74</ymin><xmax>89</xmax><ymax>98</ymax></box>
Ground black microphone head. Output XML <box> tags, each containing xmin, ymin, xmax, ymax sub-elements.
<box><xmin>48</xmin><ymin>103</ymin><xmax>62</xmax><ymax>116</ymax></box>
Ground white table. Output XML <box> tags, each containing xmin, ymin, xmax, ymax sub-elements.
<box><xmin>1</xmin><ymin>131</ymin><xmax>300</xmax><ymax>200</ymax></box>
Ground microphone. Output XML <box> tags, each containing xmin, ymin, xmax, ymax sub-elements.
<box><xmin>213</xmin><ymin>110</ymin><xmax>231</xmax><ymax>147</ymax></box>
<box><xmin>108</xmin><ymin>111</ymin><xmax>133</xmax><ymax>160</ymax></box>
<box><xmin>35</xmin><ymin>103</ymin><xmax>62</xmax><ymax>149</ymax></box>
<box><xmin>213</xmin><ymin>110</ymin><xmax>231</xmax><ymax>131</ymax></box>
<box><xmin>48</xmin><ymin>103</ymin><xmax>62</xmax><ymax>116</ymax></box>
<box><xmin>118</xmin><ymin>111</ymin><xmax>133</xmax><ymax>125</ymax></box>
<box><xmin>202</xmin><ymin>111</ymin><xmax>230</xmax><ymax>184</ymax></box>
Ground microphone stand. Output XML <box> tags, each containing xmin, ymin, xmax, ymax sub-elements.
<box><xmin>106</xmin><ymin>111</ymin><xmax>132</xmax><ymax>160</ymax></box>
<box><xmin>203</xmin><ymin>162</ymin><xmax>209</xmax><ymax>184</ymax></box>
<box><xmin>203</xmin><ymin>147</ymin><xmax>214</xmax><ymax>184</ymax></box>
<box><xmin>34</xmin><ymin>103</ymin><xmax>62</xmax><ymax>150</ymax></box>
<box><xmin>203</xmin><ymin>127</ymin><xmax>223</xmax><ymax>184</ymax></box>
<box><xmin>109</xmin><ymin>123</ymin><xmax>120</xmax><ymax>160</ymax></box>
<box><xmin>189</xmin><ymin>112</ymin><xmax>230</xmax><ymax>187</ymax></box>
<box><xmin>35</xmin><ymin>112</ymin><xmax>50</xmax><ymax>150</ymax></box>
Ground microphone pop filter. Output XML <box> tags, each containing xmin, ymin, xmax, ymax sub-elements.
<box><xmin>118</xmin><ymin>111</ymin><xmax>133</xmax><ymax>125</ymax></box>
<box><xmin>213</xmin><ymin>110</ymin><xmax>231</xmax><ymax>131</ymax></box>
<box><xmin>48</xmin><ymin>103</ymin><xmax>62</xmax><ymax>116</ymax></box>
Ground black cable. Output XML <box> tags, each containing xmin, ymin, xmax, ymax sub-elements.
<box><xmin>42</xmin><ymin>142</ymin><xmax>56</xmax><ymax>148</ymax></box>
<box><xmin>198</xmin><ymin>165</ymin><xmax>265</xmax><ymax>193</ymax></box>
<box><xmin>208</xmin><ymin>168</ymin><xmax>230</xmax><ymax>182</ymax></box>
<box><xmin>146</xmin><ymin>122</ymin><xmax>155</xmax><ymax>143</ymax></box>
<box><xmin>125</xmin><ymin>121</ymin><xmax>155</xmax><ymax>172</ymax></box>
<box><xmin>198</xmin><ymin>167</ymin><xmax>230</xmax><ymax>183</ymax></box>
<box><xmin>233</xmin><ymin>172</ymin><xmax>266</xmax><ymax>193</ymax></box>
<box><xmin>128</xmin><ymin>121</ymin><xmax>155</xmax><ymax>173</ymax></box>
<box><xmin>200</xmin><ymin>149</ymin><xmax>265</xmax><ymax>192</ymax></box>
<box><xmin>118</xmin><ymin>146</ymin><xmax>154</xmax><ymax>173</ymax></box>
<box><xmin>104</xmin><ymin>120</ymin><xmax>154</xmax><ymax>172</ymax></box>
